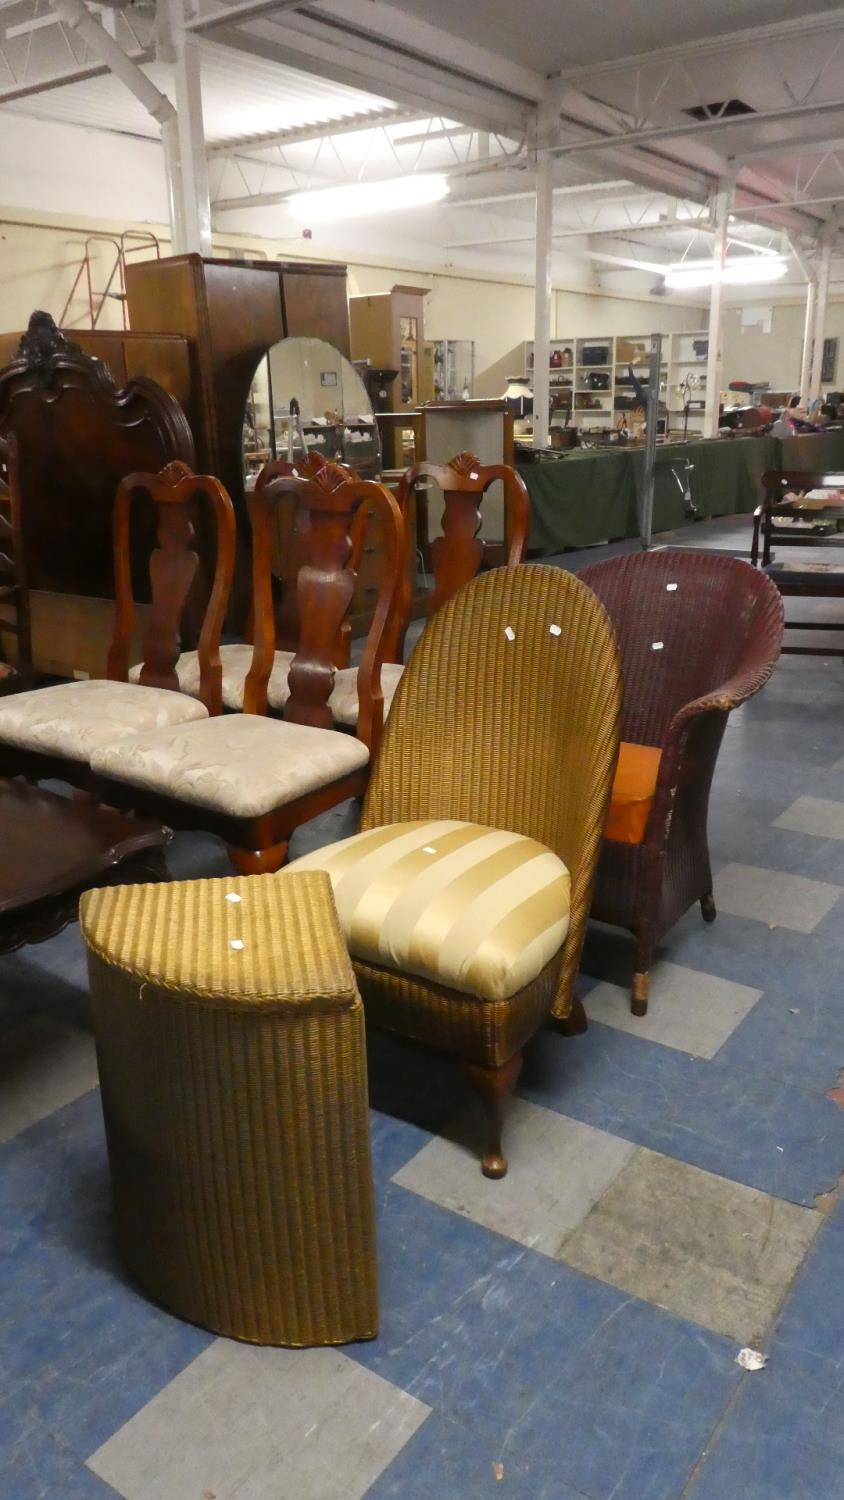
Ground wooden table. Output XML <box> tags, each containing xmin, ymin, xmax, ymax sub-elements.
<box><xmin>0</xmin><ymin>781</ymin><xmax>170</xmax><ymax>954</ymax></box>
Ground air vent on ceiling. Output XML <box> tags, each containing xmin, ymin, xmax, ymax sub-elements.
<box><xmin>684</xmin><ymin>99</ymin><xmax>756</xmax><ymax>122</ymax></box>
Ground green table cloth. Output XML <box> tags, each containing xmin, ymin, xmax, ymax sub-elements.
<box><xmin>521</xmin><ymin>431</ymin><xmax>844</xmax><ymax>553</ymax></box>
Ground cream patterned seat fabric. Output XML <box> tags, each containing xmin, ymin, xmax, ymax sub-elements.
<box><xmin>0</xmin><ymin>679</ymin><xmax>207</xmax><ymax>763</ymax></box>
<box><xmin>290</xmin><ymin>820</ymin><xmax>571</xmax><ymax>1002</ymax></box>
<box><xmin>328</xmin><ymin>663</ymin><xmax>405</xmax><ymax>728</ymax></box>
<box><xmin>141</xmin><ymin>648</ymin><xmax>405</xmax><ymax>726</ymax></box>
<box><xmin>131</xmin><ymin>645</ymin><xmax>295</xmax><ymax>712</ymax></box>
<box><xmin>89</xmin><ymin>713</ymin><xmax>369</xmax><ymax>817</ymax></box>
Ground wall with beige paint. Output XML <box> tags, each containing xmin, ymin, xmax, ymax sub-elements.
<box><xmin>721</xmin><ymin>300</ymin><xmax>844</xmax><ymax>393</ymax></box>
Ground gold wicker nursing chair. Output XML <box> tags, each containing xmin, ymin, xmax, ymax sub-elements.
<box><xmin>291</xmin><ymin>564</ymin><xmax>622</xmax><ymax>1178</ymax></box>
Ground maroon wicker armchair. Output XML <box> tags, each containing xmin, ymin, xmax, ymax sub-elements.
<box><xmin>578</xmin><ymin>549</ymin><xmax>784</xmax><ymax>1015</ymax></box>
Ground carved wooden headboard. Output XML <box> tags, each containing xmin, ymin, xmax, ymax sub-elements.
<box><xmin>0</xmin><ymin>312</ymin><xmax>195</xmax><ymax>606</ymax></box>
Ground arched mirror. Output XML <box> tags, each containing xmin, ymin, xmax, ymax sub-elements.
<box><xmin>244</xmin><ymin>336</ymin><xmax>381</xmax><ymax>484</ymax></box>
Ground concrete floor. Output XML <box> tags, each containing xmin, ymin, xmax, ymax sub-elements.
<box><xmin>2</xmin><ymin>510</ymin><xmax>844</xmax><ymax>1498</ymax></box>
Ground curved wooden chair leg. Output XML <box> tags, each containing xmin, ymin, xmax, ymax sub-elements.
<box><xmin>700</xmin><ymin>891</ymin><xmax>717</xmax><ymax>923</ymax></box>
<box><xmin>463</xmin><ymin>1051</ymin><xmax>523</xmax><ymax>1179</ymax></box>
<box><xmin>556</xmin><ymin>993</ymin><xmax>588</xmax><ymax>1036</ymax></box>
<box><xmin>228</xmin><ymin>842</ymin><xmax>289</xmax><ymax>875</ymax></box>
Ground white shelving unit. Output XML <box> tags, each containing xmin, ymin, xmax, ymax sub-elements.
<box><xmin>524</xmin><ymin>330</ymin><xmax>709</xmax><ymax>436</ymax></box>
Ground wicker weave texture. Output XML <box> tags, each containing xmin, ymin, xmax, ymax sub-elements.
<box><xmin>579</xmin><ymin>550</ymin><xmax>784</xmax><ymax>959</ymax></box>
<box><xmin>353</xmin><ymin>952</ymin><xmax>561</xmax><ymax>1068</ymax></box>
<box><xmin>80</xmin><ymin>871</ymin><xmax>377</xmax><ymax>1347</ymax></box>
<box><xmin>362</xmin><ymin>565</ymin><xmax>622</xmax><ymax>1022</ymax></box>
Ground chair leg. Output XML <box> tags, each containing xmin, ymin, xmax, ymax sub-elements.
<box><xmin>700</xmin><ymin>891</ymin><xmax>717</xmax><ymax>923</ymax></box>
<box><xmin>631</xmin><ymin>971</ymin><xmax>650</xmax><ymax>1017</ymax></box>
<box><xmin>228</xmin><ymin>842</ymin><xmax>289</xmax><ymax>875</ymax></box>
<box><xmin>556</xmin><ymin>993</ymin><xmax>588</xmax><ymax>1037</ymax></box>
<box><xmin>463</xmin><ymin>1052</ymin><xmax>523</xmax><ymax>1180</ymax></box>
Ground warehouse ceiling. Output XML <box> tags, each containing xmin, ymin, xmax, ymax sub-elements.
<box><xmin>1</xmin><ymin>0</ymin><xmax>843</xmax><ymax>290</ymax></box>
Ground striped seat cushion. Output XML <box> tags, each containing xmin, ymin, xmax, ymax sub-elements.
<box><xmin>289</xmin><ymin>820</ymin><xmax>571</xmax><ymax>1003</ymax></box>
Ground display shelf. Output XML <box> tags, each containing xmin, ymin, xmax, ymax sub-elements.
<box><xmin>523</xmin><ymin>330</ymin><xmax>709</xmax><ymax>434</ymax></box>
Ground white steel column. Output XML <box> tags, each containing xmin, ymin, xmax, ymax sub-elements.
<box><xmin>799</xmin><ymin>276</ymin><xmax>817</xmax><ymax>406</ymax></box>
<box><xmin>161</xmin><ymin>0</ymin><xmax>212</xmax><ymax>255</ymax></box>
<box><xmin>161</xmin><ymin>117</ymin><xmax>187</xmax><ymax>253</ymax></box>
<box><xmin>809</xmin><ymin>237</ymin><xmax>832</xmax><ymax>402</ymax></box>
<box><xmin>532</xmin><ymin>89</ymin><xmax>559</xmax><ymax>450</ymax></box>
<box><xmin>703</xmin><ymin>179</ymin><xmax>732</xmax><ymax>438</ymax></box>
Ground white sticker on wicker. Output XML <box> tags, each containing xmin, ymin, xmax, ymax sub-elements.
<box><xmin>549</xmin><ymin>623</ymin><xmax>562</xmax><ymax>636</ymax></box>
<box><xmin>225</xmin><ymin>893</ymin><xmax>242</xmax><ymax>904</ymax></box>
<box><xmin>666</xmin><ymin>583</ymin><xmax>678</xmax><ymax>592</ymax></box>
<box><xmin>504</xmin><ymin>626</ymin><xmax>516</xmax><ymax>641</ymax></box>
<box><xmin>229</xmin><ymin>939</ymin><xmax>245</xmax><ymax>951</ymax></box>
<box><xmin>652</xmin><ymin>641</ymin><xmax>664</xmax><ymax>651</ymax></box>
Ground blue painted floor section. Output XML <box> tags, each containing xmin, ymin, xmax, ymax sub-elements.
<box><xmin>1</xmin><ymin>514</ymin><xmax>844</xmax><ymax>1497</ymax></box>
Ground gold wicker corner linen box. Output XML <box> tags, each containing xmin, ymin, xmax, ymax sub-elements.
<box><xmin>80</xmin><ymin>869</ymin><xmax>378</xmax><ymax>1348</ymax></box>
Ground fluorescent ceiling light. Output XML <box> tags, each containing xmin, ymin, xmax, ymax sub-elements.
<box><xmin>288</xmin><ymin>173</ymin><xmax>449</xmax><ymax>224</ymax></box>
<box><xmin>665</xmin><ymin>255</ymin><xmax>788</xmax><ymax>289</ymax></box>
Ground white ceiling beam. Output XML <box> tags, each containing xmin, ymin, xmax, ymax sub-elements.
<box><xmin>737</xmin><ymin>195</ymin><xmax>844</xmax><ymax>217</ymax></box>
<box><xmin>445</xmin><ymin>216</ymin><xmax>710</xmax><ymax>249</ymax></box>
<box><xmin>734</xmin><ymin>133</ymin><xmax>844</xmax><ymax>163</ymax></box>
<box><xmin>207</xmin><ymin>106</ymin><xmax>417</xmax><ymax>157</ymax></box>
<box><xmin>190</xmin><ymin>0</ymin><xmax>309</xmax><ymax>35</ymax></box>
<box><xmin>553</xmin><ymin>6</ymin><xmax>844</xmax><ymax>80</ymax></box>
<box><xmin>551</xmin><ymin>97</ymin><xmax>844</xmax><ymax>158</ymax></box>
<box><xmin>0</xmin><ymin>50</ymin><xmax>153</xmax><ymax>103</ymax></box>
<box><xmin>308</xmin><ymin>0</ymin><xmax>543</xmax><ymax>106</ymax></box>
<box><xmin>446</xmin><ymin>178</ymin><xmax>632</xmax><ymax>209</ymax></box>
<box><xmin>211</xmin><ymin>146</ymin><xmax>525</xmax><ymax>212</ymax></box>
<box><xmin>210</xmin><ymin>17</ymin><xmax>524</xmax><ymax>134</ymax></box>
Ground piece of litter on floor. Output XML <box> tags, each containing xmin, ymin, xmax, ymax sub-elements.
<box><xmin>790</xmin><ymin>1008</ymin><xmax>800</xmax><ymax>1015</ymax></box>
<box><xmin>776</xmin><ymin>1146</ymin><xmax>784</xmax><ymax>1152</ymax></box>
<box><xmin>229</xmin><ymin>939</ymin><xmax>245</xmax><ymax>951</ymax></box>
<box><xmin>736</xmin><ymin>1348</ymin><xmax>768</xmax><ymax>1372</ymax></box>
<box><xmin>493</xmin><ymin>1463</ymin><xmax>505</xmax><ymax>1481</ymax></box>
<box><xmin>768</xmin><ymin>923</ymin><xmax>777</xmax><ymax>930</ymax></box>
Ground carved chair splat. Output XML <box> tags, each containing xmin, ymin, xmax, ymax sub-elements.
<box><xmin>244</xmin><ymin>455</ymin><xmax>404</xmax><ymax>755</ymax></box>
<box><xmin>109</xmin><ymin>462</ymin><xmax>236</xmax><ymax>714</ymax></box>
<box><xmin>390</xmin><ymin>450</ymin><xmax>530</xmax><ymax>660</ymax></box>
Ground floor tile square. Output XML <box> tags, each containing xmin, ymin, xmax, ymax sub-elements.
<box><xmin>559</xmin><ymin>1149</ymin><xmax>820</xmax><ymax>1343</ymax></box>
<box><xmin>392</xmin><ymin>1098</ymin><xmax>635</xmax><ymax>1255</ymax></box>
<box><xmin>585</xmin><ymin>961</ymin><xmax>762</xmax><ymax>1057</ymax></box>
<box><xmin>713</xmin><ymin>861</ymin><xmax>842</xmax><ymax>933</ymax></box>
<box><xmin>87</xmin><ymin>1340</ymin><xmax>430</xmax><ymax>1500</ymax></box>
<box><xmin>773</xmin><ymin>793</ymin><xmax>844</xmax><ymax>841</ymax></box>
<box><xmin>0</xmin><ymin>1019</ymin><xmax>98</xmax><ymax>1143</ymax></box>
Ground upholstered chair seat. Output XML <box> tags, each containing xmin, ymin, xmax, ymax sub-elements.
<box><xmin>327</xmin><ymin>663</ymin><xmax>405</xmax><ymax>727</ymax></box>
<box><xmin>291</xmin><ymin>819</ymin><xmax>571</xmax><ymax>1002</ymax></box>
<box><xmin>154</xmin><ymin>648</ymin><xmax>406</xmax><ymax>727</ymax></box>
<box><xmin>605</xmin><ymin>743</ymin><xmax>662</xmax><ymax>845</ymax></box>
<box><xmin>132</xmin><ymin>644</ymin><xmax>292</xmax><ymax>712</ymax></box>
<box><xmin>89</xmin><ymin>713</ymin><xmax>369</xmax><ymax>819</ymax></box>
<box><xmin>0</xmin><ymin>678</ymin><xmax>207</xmax><ymax>762</ymax></box>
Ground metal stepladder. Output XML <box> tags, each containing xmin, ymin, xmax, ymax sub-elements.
<box><xmin>59</xmin><ymin>231</ymin><xmax>161</xmax><ymax>331</ymax></box>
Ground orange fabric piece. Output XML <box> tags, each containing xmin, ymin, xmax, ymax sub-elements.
<box><xmin>605</xmin><ymin>742</ymin><xmax>663</xmax><ymax>845</ymax></box>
